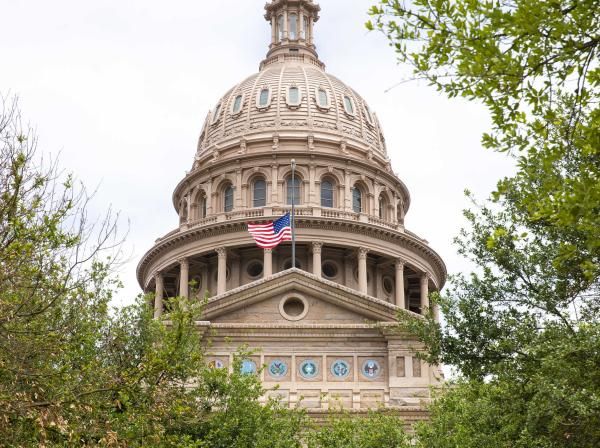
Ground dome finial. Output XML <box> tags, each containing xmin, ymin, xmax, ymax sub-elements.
<box><xmin>263</xmin><ymin>0</ymin><xmax>321</xmax><ymax>65</ymax></box>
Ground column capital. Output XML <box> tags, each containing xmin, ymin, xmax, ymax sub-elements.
<box><xmin>420</xmin><ymin>272</ymin><xmax>430</xmax><ymax>283</ymax></box>
<box><xmin>216</xmin><ymin>247</ymin><xmax>227</xmax><ymax>258</ymax></box>
<box><xmin>178</xmin><ymin>257</ymin><xmax>189</xmax><ymax>268</ymax></box>
<box><xmin>153</xmin><ymin>271</ymin><xmax>163</xmax><ymax>281</ymax></box>
<box><xmin>264</xmin><ymin>248</ymin><xmax>273</xmax><ymax>254</ymax></box>
<box><xmin>357</xmin><ymin>247</ymin><xmax>369</xmax><ymax>260</ymax></box>
<box><xmin>312</xmin><ymin>241</ymin><xmax>323</xmax><ymax>254</ymax></box>
<box><xmin>394</xmin><ymin>258</ymin><xmax>406</xmax><ymax>270</ymax></box>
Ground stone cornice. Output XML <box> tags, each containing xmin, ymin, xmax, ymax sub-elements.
<box><xmin>136</xmin><ymin>218</ymin><xmax>447</xmax><ymax>291</ymax></box>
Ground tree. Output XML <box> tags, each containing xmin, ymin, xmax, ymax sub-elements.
<box><xmin>306</xmin><ymin>411</ymin><xmax>410</xmax><ymax>448</ymax></box>
<box><xmin>367</xmin><ymin>2</ymin><xmax>600</xmax><ymax>446</ymax></box>
<box><xmin>0</xmin><ymin>97</ymin><xmax>308</xmax><ymax>447</ymax></box>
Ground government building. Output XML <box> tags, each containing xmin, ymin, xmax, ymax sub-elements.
<box><xmin>137</xmin><ymin>0</ymin><xmax>446</xmax><ymax>420</ymax></box>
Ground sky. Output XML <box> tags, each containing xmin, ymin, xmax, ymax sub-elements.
<box><xmin>0</xmin><ymin>0</ymin><xmax>515</xmax><ymax>305</ymax></box>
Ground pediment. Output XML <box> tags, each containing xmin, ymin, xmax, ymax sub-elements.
<box><xmin>202</xmin><ymin>269</ymin><xmax>399</xmax><ymax>324</ymax></box>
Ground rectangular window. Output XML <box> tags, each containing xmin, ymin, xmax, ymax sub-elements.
<box><xmin>253</xmin><ymin>180</ymin><xmax>266</xmax><ymax>207</ymax></box>
<box><xmin>232</xmin><ymin>95</ymin><xmax>242</xmax><ymax>114</ymax></box>
<box><xmin>412</xmin><ymin>357</ymin><xmax>422</xmax><ymax>377</ymax></box>
<box><xmin>318</xmin><ymin>89</ymin><xmax>328</xmax><ymax>107</ymax></box>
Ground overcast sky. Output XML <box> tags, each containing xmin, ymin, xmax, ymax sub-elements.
<box><xmin>1</xmin><ymin>0</ymin><xmax>514</xmax><ymax>305</ymax></box>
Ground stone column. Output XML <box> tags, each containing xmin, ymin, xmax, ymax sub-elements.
<box><xmin>154</xmin><ymin>272</ymin><xmax>164</xmax><ymax>319</ymax></box>
<box><xmin>179</xmin><ymin>258</ymin><xmax>189</xmax><ymax>299</ymax></box>
<box><xmin>395</xmin><ymin>259</ymin><xmax>405</xmax><ymax>308</ymax></box>
<box><xmin>358</xmin><ymin>247</ymin><xmax>369</xmax><ymax>294</ymax></box>
<box><xmin>264</xmin><ymin>248</ymin><xmax>273</xmax><ymax>278</ymax></box>
<box><xmin>283</xmin><ymin>9</ymin><xmax>288</xmax><ymax>39</ymax></box>
<box><xmin>420</xmin><ymin>273</ymin><xmax>429</xmax><ymax>315</ymax></box>
<box><xmin>216</xmin><ymin>247</ymin><xmax>227</xmax><ymax>295</ymax></box>
<box><xmin>312</xmin><ymin>242</ymin><xmax>323</xmax><ymax>278</ymax></box>
<box><xmin>235</xmin><ymin>169</ymin><xmax>242</xmax><ymax>209</ymax></box>
<box><xmin>271</xmin><ymin>164</ymin><xmax>279</xmax><ymax>205</ymax></box>
<box><xmin>271</xmin><ymin>16</ymin><xmax>277</xmax><ymax>43</ymax></box>
<box><xmin>344</xmin><ymin>170</ymin><xmax>351</xmax><ymax>211</ymax></box>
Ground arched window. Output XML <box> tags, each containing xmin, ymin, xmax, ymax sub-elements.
<box><xmin>378</xmin><ymin>194</ymin><xmax>388</xmax><ymax>220</ymax></box>
<box><xmin>321</xmin><ymin>179</ymin><xmax>334</xmax><ymax>208</ymax></box>
<box><xmin>277</xmin><ymin>15</ymin><xmax>284</xmax><ymax>42</ymax></box>
<box><xmin>224</xmin><ymin>184</ymin><xmax>234</xmax><ymax>212</ymax></box>
<box><xmin>199</xmin><ymin>194</ymin><xmax>207</xmax><ymax>218</ymax></box>
<box><xmin>343</xmin><ymin>95</ymin><xmax>354</xmax><ymax>115</ymax></box>
<box><xmin>289</xmin><ymin>13</ymin><xmax>298</xmax><ymax>40</ymax></box>
<box><xmin>352</xmin><ymin>186</ymin><xmax>362</xmax><ymax>213</ymax></box>
<box><xmin>231</xmin><ymin>94</ymin><xmax>243</xmax><ymax>114</ymax></box>
<box><xmin>253</xmin><ymin>179</ymin><xmax>266</xmax><ymax>207</ymax></box>
<box><xmin>317</xmin><ymin>88</ymin><xmax>329</xmax><ymax>108</ymax></box>
<box><xmin>288</xmin><ymin>86</ymin><xmax>300</xmax><ymax>105</ymax></box>
<box><xmin>258</xmin><ymin>88</ymin><xmax>270</xmax><ymax>108</ymax></box>
<box><xmin>212</xmin><ymin>103</ymin><xmax>221</xmax><ymax>124</ymax></box>
<box><xmin>287</xmin><ymin>176</ymin><xmax>301</xmax><ymax>205</ymax></box>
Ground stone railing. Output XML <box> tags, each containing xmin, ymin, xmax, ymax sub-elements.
<box><xmin>185</xmin><ymin>206</ymin><xmax>404</xmax><ymax>234</ymax></box>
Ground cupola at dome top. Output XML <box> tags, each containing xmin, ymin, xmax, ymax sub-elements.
<box><xmin>262</xmin><ymin>0</ymin><xmax>323</xmax><ymax>69</ymax></box>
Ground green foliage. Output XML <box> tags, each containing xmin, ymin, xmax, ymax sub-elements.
<box><xmin>0</xmin><ymin>97</ymin><xmax>310</xmax><ymax>447</ymax></box>
<box><xmin>307</xmin><ymin>411</ymin><xmax>410</xmax><ymax>448</ymax></box>
<box><xmin>416</xmin><ymin>323</ymin><xmax>600</xmax><ymax>448</ymax></box>
<box><xmin>369</xmin><ymin>1</ymin><xmax>599</xmax><ymax>446</ymax></box>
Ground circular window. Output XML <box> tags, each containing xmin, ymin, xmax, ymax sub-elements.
<box><xmin>191</xmin><ymin>275</ymin><xmax>202</xmax><ymax>289</ymax></box>
<box><xmin>279</xmin><ymin>295</ymin><xmax>309</xmax><ymax>321</ymax></box>
<box><xmin>283</xmin><ymin>258</ymin><xmax>302</xmax><ymax>270</ymax></box>
<box><xmin>299</xmin><ymin>360</ymin><xmax>319</xmax><ymax>379</ymax></box>
<box><xmin>322</xmin><ymin>261</ymin><xmax>338</xmax><ymax>279</ymax></box>
<box><xmin>362</xmin><ymin>359</ymin><xmax>381</xmax><ymax>379</ymax></box>
<box><xmin>246</xmin><ymin>260</ymin><xmax>263</xmax><ymax>278</ymax></box>
<box><xmin>240</xmin><ymin>359</ymin><xmax>257</xmax><ymax>375</ymax></box>
<box><xmin>268</xmin><ymin>360</ymin><xmax>288</xmax><ymax>378</ymax></box>
<box><xmin>383</xmin><ymin>276</ymin><xmax>394</xmax><ymax>295</ymax></box>
<box><xmin>330</xmin><ymin>359</ymin><xmax>351</xmax><ymax>379</ymax></box>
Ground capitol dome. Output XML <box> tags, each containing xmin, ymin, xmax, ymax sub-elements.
<box><xmin>138</xmin><ymin>0</ymin><xmax>446</xmax><ymax>415</ymax></box>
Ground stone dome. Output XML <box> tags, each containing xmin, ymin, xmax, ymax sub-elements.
<box><xmin>198</xmin><ymin>62</ymin><xmax>387</xmax><ymax>157</ymax></box>
<box><xmin>137</xmin><ymin>0</ymin><xmax>447</xmax><ymax>414</ymax></box>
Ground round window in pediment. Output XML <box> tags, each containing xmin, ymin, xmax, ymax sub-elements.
<box><xmin>383</xmin><ymin>276</ymin><xmax>394</xmax><ymax>295</ymax></box>
<box><xmin>279</xmin><ymin>295</ymin><xmax>309</xmax><ymax>321</ymax></box>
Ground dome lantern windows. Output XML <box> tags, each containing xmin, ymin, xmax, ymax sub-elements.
<box><xmin>256</xmin><ymin>87</ymin><xmax>272</xmax><ymax>110</ymax></box>
<box><xmin>303</xmin><ymin>15</ymin><xmax>309</xmax><ymax>40</ymax></box>
<box><xmin>252</xmin><ymin>178</ymin><xmax>267</xmax><ymax>208</ymax></box>
<box><xmin>289</xmin><ymin>13</ymin><xmax>298</xmax><ymax>40</ymax></box>
<box><xmin>315</xmin><ymin>87</ymin><xmax>330</xmax><ymax>111</ymax></box>
<box><xmin>286</xmin><ymin>85</ymin><xmax>302</xmax><ymax>108</ymax></box>
<box><xmin>231</xmin><ymin>94</ymin><xmax>244</xmax><ymax>115</ymax></box>
<box><xmin>277</xmin><ymin>15</ymin><xmax>284</xmax><ymax>42</ymax></box>
<box><xmin>223</xmin><ymin>184</ymin><xmax>234</xmax><ymax>213</ymax></box>
<box><xmin>343</xmin><ymin>95</ymin><xmax>355</xmax><ymax>116</ymax></box>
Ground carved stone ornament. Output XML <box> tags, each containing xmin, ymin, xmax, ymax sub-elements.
<box><xmin>308</xmin><ymin>134</ymin><xmax>315</xmax><ymax>150</ymax></box>
<box><xmin>238</xmin><ymin>138</ymin><xmax>247</xmax><ymax>154</ymax></box>
<box><xmin>272</xmin><ymin>134</ymin><xmax>279</xmax><ymax>150</ymax></box>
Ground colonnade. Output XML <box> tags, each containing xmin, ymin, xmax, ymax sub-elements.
<box><xmin>152</xmin><ymin>242</ymin><xmax>438</xmax><ymax>321</ymax></box>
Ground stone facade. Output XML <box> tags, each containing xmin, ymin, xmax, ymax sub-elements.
<box><xmin>137</xmin><ymin>0</ymin><xmax>446</xmax><ymax>414</ymax></box>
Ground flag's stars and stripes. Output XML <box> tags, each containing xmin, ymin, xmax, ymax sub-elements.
<box><xmin>247</xmin><ymin>213</ymin><xmax>292</xmax><ymax>249</ymax></box>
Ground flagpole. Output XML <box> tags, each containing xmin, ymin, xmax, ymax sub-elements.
<box><xmin>291</xmin><ymin>159</ymin><xmax>296</xmax><ymax>269</ymax></box>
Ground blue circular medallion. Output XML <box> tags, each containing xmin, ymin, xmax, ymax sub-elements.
<box><xmin>361</xmin><ymin>359</ymin><xmax>381</xmax><ymax>379</ymax></box>
<box><xmin>330</xmin><ymin>359</ymin><xmax>350</xmax><ymax>379</ymax></box>
<box><xmin>268</xmin><ymin>359</ymin><xmax>288</xmax><ymax>378</ymax></box>
<box><xmin>299</xmin><ymin>360</ymin><xmax>318</xmax><ymax>379</ymax></box>
<box><xmin>240</xmin><ymin>359</ymin><xmax>257</xmax><ymax>375</ymax></box>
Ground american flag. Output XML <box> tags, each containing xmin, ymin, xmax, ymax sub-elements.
<box><xmin>247</xmin><ymin>213</ymin><xmax>292</xmax><ymax>249</ymax></box>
